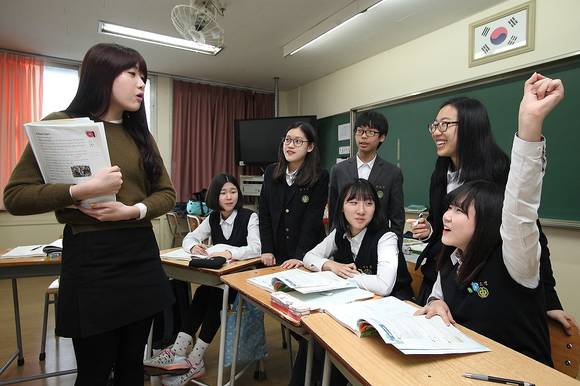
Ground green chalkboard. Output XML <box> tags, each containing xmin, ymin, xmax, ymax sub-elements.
<box><xmin>318</xmin><ymin>58</ymin><xmax>580</xmax><ymax>222</ymax></box>
<box><xmin>317</xmin><ymin>112</ymin><xmax>350</xmax><ymax>172</ymax></box>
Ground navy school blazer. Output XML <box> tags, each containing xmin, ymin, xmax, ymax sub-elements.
<box><xmin>259</xmin><ymin>164</ymin><xmax>329</xmax><ymax>263</ymax></box>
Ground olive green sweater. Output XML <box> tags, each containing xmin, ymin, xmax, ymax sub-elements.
<box><xmin>3</xmin><ymin>112</ymin><xmax>176</xmax><ymax>233</ymax></box>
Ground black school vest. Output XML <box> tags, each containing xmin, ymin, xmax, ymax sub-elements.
<box><xmin>334</xmin><ymin>229</ymin><xmax>413</xmax><ymax>301</ymax></box>
<box><xmin>441</xmin><ymin>247</ymin><xmax>552</xmax><ymax>366</ymax></box>
<box><xmin>209</xmin><ymin>208</ymin><xmax>253</xmax><ymax>247</ymax></box>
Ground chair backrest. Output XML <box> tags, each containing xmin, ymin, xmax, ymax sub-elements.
<box><xmin>406</xmin><ymin>260</ymin><xmax>422</xmax><ymax>300</ymax></box>
<box><xmin>186</xmin><ymin>215</ymin><xmax>202</xmax><ymax>232</ymax></box>
<box><xmin>549</xmin><ymin>318</ymin><xmax>580</xmax><ymax>378</ymax></box>
<box><xmin>166</xmin><ymin>212</ymin><xmax>179</xmax><ymax>236</ymax></box>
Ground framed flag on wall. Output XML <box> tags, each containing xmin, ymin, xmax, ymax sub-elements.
<box><xmin>469</xmin><ymin>0</ymin><xmax>535</xmax><ymax>67</ymax></box>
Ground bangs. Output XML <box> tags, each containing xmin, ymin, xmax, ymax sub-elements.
<box><xmin>345</xmin><ymin>181</ymin><xmax>376</xmax><ymax>203</ymax></box>
<box><xmin>446</xmin><ymin>184</ymin><xmax>477</xmax><ymax>214</ymax></box>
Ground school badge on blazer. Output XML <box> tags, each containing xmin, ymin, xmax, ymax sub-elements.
<box><xmin>375</xmin><ymin>185</ymin><xmax>385</xmax><ymax>199</ymax></box>
<box><xmin>467</xmin><ymin>281</ymin><xmax>490</xmax><ymax>298</ymax></box>
<box><xmin>301</xmin><ymin>194</ymin><xmax>310</xmax><ymax>204</ymax></box>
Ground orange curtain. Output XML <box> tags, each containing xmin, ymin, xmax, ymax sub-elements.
<box><xmin>172</xmin><ymin>80</ymin><xmax>274</xmax><ymax>202</ymax></box>
<box><xmin>0</xmin><ymin>52</ymin><xmax>43</xmax><ymax>208</ymax></box>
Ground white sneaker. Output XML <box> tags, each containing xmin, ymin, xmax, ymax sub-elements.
<box><xmin>162</xmin><ymin>359</ymin><xmax>205</xmax><ymax>386</ymax></box>
<box><xmin>144</xmin><ymin>347</ymin><xmax>190</xmax><ymax>372</ymax></box>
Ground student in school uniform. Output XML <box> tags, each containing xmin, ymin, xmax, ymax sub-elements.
<box><xmin>411</xmin><ymin>93</ymin><xmax>576</xmax><ymax>334</ymax></box>
<box><xmin>259</xmin><ymin>121</ymin><xmax>328</xmax><ymax>268</ymax></box>
<box><xmin>289</xmin><ymin>179</ymin><xmax>413</xmax><ymax>386</ymax></box>
<box><xmin>328</xmin><ymin>110</ymin><xmax>404</xmax><ymax>237</ymax></box>
<box><xmin>3</xmin><ymin>43</ymin><xmax>176</xmax><ymax>385</ymax></box>
<box><xmin>416</xmin><ymin>73</ymin><xmax>564</xmax><ymax>365</ymax></box>
<box><xmin>145</xmin><ymin>173</ymin><xmax>261</xmax><ymax>386</ymax></box>
<box><xmin>303</xmin><ymin>178</ymin><xmax>413</xmax><ymax>299</ymax></box>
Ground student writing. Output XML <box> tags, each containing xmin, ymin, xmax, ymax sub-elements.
<box><xmin>144</xmin><ymin>173</ymin><xmax>260</xmax><ymax>386</ymax></box>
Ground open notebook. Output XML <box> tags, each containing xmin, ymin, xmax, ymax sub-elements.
<box><xmin>324</xmin><ymin>297</ymin><xmax>489</xmax><ymax>355</ymax></box>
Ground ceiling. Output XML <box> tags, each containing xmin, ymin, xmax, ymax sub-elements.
<box><xmin>0</xmin><ymin>0</ymin><xmax>506</xmax><ymax>91</ymax></box>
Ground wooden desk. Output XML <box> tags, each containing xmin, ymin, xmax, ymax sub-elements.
<box><xmin>0</xmin><ymin>250</ymin><xmax>75</xmax><ymax>385</ymax></box>
<box><xmin>221</xmin><ymin>267</ymin><xmax>315</xmax><ymax>386</ymax></box>
<box><xmin>160</xmin><ymin>251</ymin><xmax>261</xmax><ymax>386</ymax></box>
<box><xmin>302</xmin><ymin>312</ymin><xmax>579</xmax><ymax>386</ymax></box>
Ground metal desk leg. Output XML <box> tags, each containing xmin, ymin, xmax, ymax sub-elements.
<box><xmin>229</xmin><ymin>295</ymin><xmax>243</xmax><ymax>386</ymax></box>
<box><xmin>217</xmin><ymin>284</ymin><xmax>229</xmax><ymax>386</ymax></box>
<box><xmin>0</xmin><ymin>279</ymin><xmax>22</xmax><ymax>376</ymax></box>
<box><xmin>304</xmin><ymin>337</ymin><xmax>313</xmax><ymax>386</ymax></box>
<box><xmin>321</xmin><ymin>350</ymin><xmax>331</xmax><ymax>386</ymax></box>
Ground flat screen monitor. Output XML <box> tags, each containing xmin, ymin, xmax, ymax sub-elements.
<box><xmin>234</xmin><ymin>115</ymin><xmax>317</xmax><ymax>165</ymax></box>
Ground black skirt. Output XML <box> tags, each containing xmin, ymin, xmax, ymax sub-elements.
<box><xmin>56</xmin><ymin>225</ymin><xmax>175</xmax><ymax>338</ymax></box>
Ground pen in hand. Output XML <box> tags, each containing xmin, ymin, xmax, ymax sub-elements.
<box><xmin>462</xmin><ymin>373</ymin><xmax>535</xmax><ymax>386</ymax></box>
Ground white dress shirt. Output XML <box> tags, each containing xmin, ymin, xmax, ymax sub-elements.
<box><xmin>286</xmin><ymin>167</ymin><xmax>298</xmax><ymax>186</ymax></box>
<box><xmin>430</xmin><ymin>134</ymin><xmax>545</xmax><ymax>301</ymax></box>
<box><xmin>182</xmin><ymin>210</ymin><xmax>261</xmax><ymax>260</ymax></box>
<box><xmin>303</xmin><ymin>228</ymin><xmax>400</xmax><ymax>296</ymax></box>
<box><xmin>446</xmin><ymin>168</ymin><xmax>462</xmax><ymax>193</ymax></box>
<box><xmin>356</xmin><ymin>154</ymin><xmax>377</xmax><ymax>180</ymax></box>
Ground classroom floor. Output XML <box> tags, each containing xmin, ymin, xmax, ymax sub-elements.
<box><xmin>0</xmin><ymin>277</ymin><xmax>294</xmax><ymax>386</ymax></box>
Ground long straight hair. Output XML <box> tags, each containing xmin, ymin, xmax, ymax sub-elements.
<box><xmin>334</xmin><ymin>179</ymin><xmax>384</xmax><ymax>237</ymax></box>
<box><xmin>66</xmin><ymin>43</ymin><xmax>162</xmax><ymax>187</ymax></box>
<box><xmin>272</xmin><ymin>121</ymin><xmax>321</xmax><ymax>187</ymax></box>
<box><xmin>437</xmin><ymin>180</ymin><xmax>504</xmax><ymax>284</ymax></box>
<box><xmin>433</xmin><ymin>97</ymin><xmax>510</xmax><ymax>190</ymax></box>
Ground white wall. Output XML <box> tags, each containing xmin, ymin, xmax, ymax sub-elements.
<box><xmin>279</xmin><ymin>0</ymin><xmax>580</xmax><ymax>320</ymax></box>
<box><xmin>281</xmin><ymin>0</ymin><xmax>580</xmax><ymax>118</ymax></box>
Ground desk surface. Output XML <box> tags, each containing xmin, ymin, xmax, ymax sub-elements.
<box><xmin>303</xmin><ymin>313</ymin><xmax>578</xmax><ymax>386</ymax></box>
<box><xmin>221</xmin><ymin>266</ymin><xmax>302</xmax><ymax>327</ymax></box>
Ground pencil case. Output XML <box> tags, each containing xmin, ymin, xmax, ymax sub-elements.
<box><xmin>188</xmin><ymin>256</ymin><xmax>226</xmax><ymax>269</ymax></box>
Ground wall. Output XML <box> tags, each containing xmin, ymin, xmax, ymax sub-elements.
<box><xmin>280</xmin><ymin>0</ymin><xmax>580</xmax><ymax>319</ymax></box>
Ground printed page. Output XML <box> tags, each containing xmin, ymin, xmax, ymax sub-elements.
<box><xmin>24</xmin><ymin>118</ymin><xmax>115</xmax><ymax>208</ymax></box>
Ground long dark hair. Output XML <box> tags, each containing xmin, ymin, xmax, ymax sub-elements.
<box><xmin>205</xmin><ymin>173</ymin><xmax>244</xmax><ymax>212</ymax></box>
<box><xmin>66</xmin><ymin>43</ymin><xmax>162</xmax><ymax>187</ymax></box>
<box><xmin>432</xmin><ymin>97</ymin><xmax>510</xmax><ymax>189</ymax></box>
<box><xmin>437</xmin><ymin>180</ymin><xmax>504</xmax><ymax>284</ymax></box>
<box><xmin>273</xmin><ymin>121</ymin><xmax>321</xmax><ymax>187</ymax></box>
<box><xmin>335</xmin><ymin>179</ymin><xmax>384</xmax><ymax>237</ymax></box>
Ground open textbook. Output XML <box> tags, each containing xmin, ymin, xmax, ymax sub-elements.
<box><xmin>324</xmin><ymin>297</ymin><xmax>489</xmax><ymax>355</ymax></box>
<box><xmin>248</xmin><ymin>269</ymin><xmax>357</xmax><ymax>294</ymax></box>
<box><xmin>160</xmin><ymin>244</ymin><xmax>239</xmax><ymax>261</ymax></box>
<box><xmin>24</xmin><ymin>118</ymin><xmax>115</xmax><ymax>208</ymax></box>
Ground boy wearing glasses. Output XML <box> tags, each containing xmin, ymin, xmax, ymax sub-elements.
<box><xmin>328</xmin><ymin>110</ymin><xmax>404</xmax><ymax>238</ymax></box>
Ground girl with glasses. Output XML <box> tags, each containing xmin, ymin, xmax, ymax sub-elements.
<box><xmin>416</xmin><ymin>73</ymin><xmax>564</xmax><ymax>365</ymax></box>
<box><xmin>259</xmin><ymin>121</ymin><xmax>328</xmax><ymax>268</ymax></box>
<box><xmin>411</xmin><ymin>83</ymin><xmax>576</xmax><ymax>335</ymax></box>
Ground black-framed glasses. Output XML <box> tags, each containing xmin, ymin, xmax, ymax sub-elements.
<box><xmin>428</xmin><ymin>121</ymin><xmax>459</xmax><ymax>134</ymax></box>
<box><xmin>282</xmin><ymin>137</ymin><xmax>309</xmax><ymax>147</ymax></box>
<box><xmin>354</xmin><ymin>128</ymin><xmax>381</xmax><ymax>137</ymax></box>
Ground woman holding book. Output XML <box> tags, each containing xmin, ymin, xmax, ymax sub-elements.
<box><xmin>416</xmin><ymin>73</ymin><xmax>564</xmax><ymax>366</ymax></box>
<box><xmin>4</xmin><ymin>43</ymin><xmax>175</xmax><ymax>385</ymax></box>
<box><xmin>258</xmin><ymin>121</ymin><xmax>328</xmax><ymax>268</ymax></box>
<box><xmin>145</xmin><ymin>173</ymin><xmax>261</xmax><ymax>386</ymax></box>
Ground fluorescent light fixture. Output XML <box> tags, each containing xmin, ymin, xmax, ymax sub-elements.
<box><xmin>98</xmin><ymin>21</ymin><xmax>222</xmax><ymax>55</ymax></box>
<box><xmin>283</xmin><ymin>0</ymin><xmax>385</xmax><ymax>57</ymax></box>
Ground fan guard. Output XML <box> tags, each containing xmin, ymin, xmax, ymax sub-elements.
<box><xmin>171</xmin><ymin>2</ymin><xmax>224</xmax><ymax>47</ymax></box>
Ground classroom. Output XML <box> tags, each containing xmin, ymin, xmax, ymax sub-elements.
<box><xmin>1</xmin><ymin>0</ymin><xmax>580</xmax><ymax>385</ymax></box>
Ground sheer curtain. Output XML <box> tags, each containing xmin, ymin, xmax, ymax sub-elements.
<box><xmin>0</xmin><ymin>52</ymin><xmax>43</xmax><ymax>208</ymax></box>
<box><xmin>171</xmin><ymin>80</ymin><xmax>274</xmax><ymax>201</ymax></box>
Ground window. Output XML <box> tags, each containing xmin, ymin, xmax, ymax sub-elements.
<box><xmin>42</xmin><ymin>65</ymin><xmax>153</xmax><ymax>129</ymax></box>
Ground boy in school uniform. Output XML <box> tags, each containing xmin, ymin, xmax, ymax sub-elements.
<box><xmin>328</xmin><ymin>110</ymin><xmax>404</xmax><ymax>238</ymax></box>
